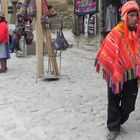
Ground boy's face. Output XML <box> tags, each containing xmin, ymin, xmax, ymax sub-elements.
<box><xmin>127</xmin><ymin>11</ymin><xmax>139</xmax><ymax>28</ymax></box>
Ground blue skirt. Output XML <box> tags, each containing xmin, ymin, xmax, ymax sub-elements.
<box><xmin>0</xmin><ymin>43</ymin><xmax>10</xmax><ymax>60</ymax></box>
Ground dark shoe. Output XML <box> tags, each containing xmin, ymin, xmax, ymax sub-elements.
<box><xmin>0</xmin><ymin>68</ymin><xmax>7</xmax><ymax>73</ymax></box>
<box><xmin>106</xmin><ymin>131</ymin><xmax>120</xmax><ymax>140</ymax></box>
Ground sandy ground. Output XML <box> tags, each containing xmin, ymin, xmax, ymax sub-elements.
<box><xmin>0</xmin><ymin>29</ymin><xmax>140</xmax><ymax>140</ymax></box>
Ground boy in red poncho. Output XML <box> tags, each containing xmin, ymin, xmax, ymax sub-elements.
<box><xmin>0</xmin><ymin>12</ymin><xmax>10</xmax><ymax>72</ymax></box>
<box><xmin>95</xmin><ymin>1</ymin><xmax>140</xmax><ymax>140</ymax></box>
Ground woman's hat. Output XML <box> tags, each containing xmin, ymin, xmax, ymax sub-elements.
<box><xmin>0</xmin><ymin>11</ymin><xmax>5</xmax><ymax>18</ymax></box>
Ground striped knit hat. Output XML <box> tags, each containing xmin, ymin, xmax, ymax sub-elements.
<box><xmin>121</xmin><ymin>1</ymin><xmax>139</xmax><ymax>22</ymax></box>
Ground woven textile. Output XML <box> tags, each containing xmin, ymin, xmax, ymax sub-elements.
<box><xmin>41</xmin><ymin>0</ymin><xmax>49</xmax><ymax>16</ymax></box>
<box><xmin>27</xmin><ymin>0</ymin><xmax>36</xmax><ymax>17</ymax></box>
<box><xmin>95</xmin><ymin>22</ymin><xmax>140</xmax><ymax>93</ymax></box>
<box><xmin>95</xmin><ymin>1</ymin><xmax>140</xmax><ymax>94</ymax></box>
<box><xmin>17</xmin><ymin>0</ymin><xmax>30</xmax><ymax>17</ymax></box>
<box><xmin>74</xmin><ymin>0</ymin><xmax>98</xmax><ymax>15</ymax></box>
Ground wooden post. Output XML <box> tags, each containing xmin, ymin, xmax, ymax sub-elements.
<box><xmin>1</xmin><ymin>0</ymin><xmax>8</xmax><ymax>22</ymax></box>
<box><xmin>35</xmin><ymin>0</ymin><xmax>44</xmax><ymax>78</ymax></box>
<box><xmin>43</xmin><ymin>24</ymin><xmax>60</xmax><ymax>76</ymax></box>
<box><xmin>98</xmin><ymin>0</ymin><xmax>102</xmax><ymax>46</ymax></box>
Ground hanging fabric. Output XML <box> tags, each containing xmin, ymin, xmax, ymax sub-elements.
<box><xmin>41</xmin><ymin>0</ymin><xmax>50</xmax><ymax>16</ymax></box>
<box><xmin>78</xmin><ymin>15</ymin><xmax>84</xmax><ymax>34</ymax></box>
<box><xmin>72</xmin><ymin>15</ymin><xmax>80</xmax><ymax>35</ymax></box>
<box><xmin>27</xmin><ymin>0</ymin><xmax>36</xmax><ymax>18</ymax></box>
<box><xmin>17</xmin><ymin>0</ymin><xmax>30</xmax><ymax>18</ymax></box>
<box><xmin>105</xmin><ymin>4</ymin><xmax>118</xmax><ymax>32</ymax></box>
<box><xmin>74</xmin><ymin>0</ymin><xmax>98</xmax><ymax>15</ymax></box>
<box><xmin>16</xmin><ymin>2</ymin><xmax>22</xmax><ymax>11</ymax></box>
<box><xmin>84</xmin><ymin>14</ymin><xmax>89</xmax><ymax>33</ymax></box>
<box><xmin>72</xmin><ymin>0</ymin><xmax>99</xmax><ymax>35</ymax></box>
<box><xmin>17</xmin><ymin>0</ymin><xmax>57</xmax><ymax>21</ymax></box>
<box><xmin>88</xmin><ymin>14</ymin><xmax>97</xmax><ymax>36</ymax></box>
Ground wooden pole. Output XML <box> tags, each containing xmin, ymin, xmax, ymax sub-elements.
<box><xmin>1</xmin><ymin>0</ymin><xmax>8</xmax><ymax>22</ymax></box>
<box><xmin>44</xmin><ymin>24</ymin><xmax>60</xmax><ymax>76</ymax></box>
<box><xmin>35</xmin><ymin>0</ymin><xmax>44</xmax><ymax>78</ymax></box>
<box><xmin>98</xmin><ymin>0</ymin><xmax>102</xmax><ymax>46</ymax></box>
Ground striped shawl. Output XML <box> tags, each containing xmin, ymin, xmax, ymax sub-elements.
<box><xmin>95</xmin><ymin>22</ymin><xmax>140</xmax><ymax>93</ymax></box>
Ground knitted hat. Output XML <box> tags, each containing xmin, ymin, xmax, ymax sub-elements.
<box><xmin>0</xmin><ymin>11</ymin><xmax>5</xmax><ymax>18</ymax></box>
<box><xmin>121</xmin><ymin>1</ymin><xmax>139</xmax><ymax>22</ymax></box>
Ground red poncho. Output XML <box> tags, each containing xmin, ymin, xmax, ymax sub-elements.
<box><xmin>95</xmin><ymin>22</ymin><xmax>140</xmax><ymax>93</ymax></box>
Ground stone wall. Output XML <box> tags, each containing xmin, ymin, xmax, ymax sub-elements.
<box><xmin>47</xmin><ymin>1</ymin><xmax>73</xmax><ymax>29</ymax></box>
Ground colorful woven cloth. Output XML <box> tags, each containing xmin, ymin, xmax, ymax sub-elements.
<box><xmin>95</xmin><ymin>22</ymin><xmax>140</xmax><ymax>93</ymax></box>
<box><xmin>74</xmin><ymin>0</ymin><xmax>98</xmax><ymax>15</ymax></box>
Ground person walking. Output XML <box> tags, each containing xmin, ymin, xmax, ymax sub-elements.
<box><xmin>0</xmin><ymin>11</ymin><xmax>10</xmax><ymax>73</ymax></box>
<box><xmin>95</xmin><ymin>1</ymin><xmax>140</xmax><ymax>140</ymax></box>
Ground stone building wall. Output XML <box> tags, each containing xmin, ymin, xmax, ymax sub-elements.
<box><xmin>47</xmin><ymin>1</ymin><xmax>73</xmax><ymax>29</ymax></box>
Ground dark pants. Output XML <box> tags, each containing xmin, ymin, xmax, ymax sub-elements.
<box><xmin>11</xmin><ymin>38</ymin><xmax>20</xmax><ymax>52</ymax></box>
<box><xmin>107</xmin><ymin>78</ymin><xmax>138</xmax><ymax>132</ymax></box>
